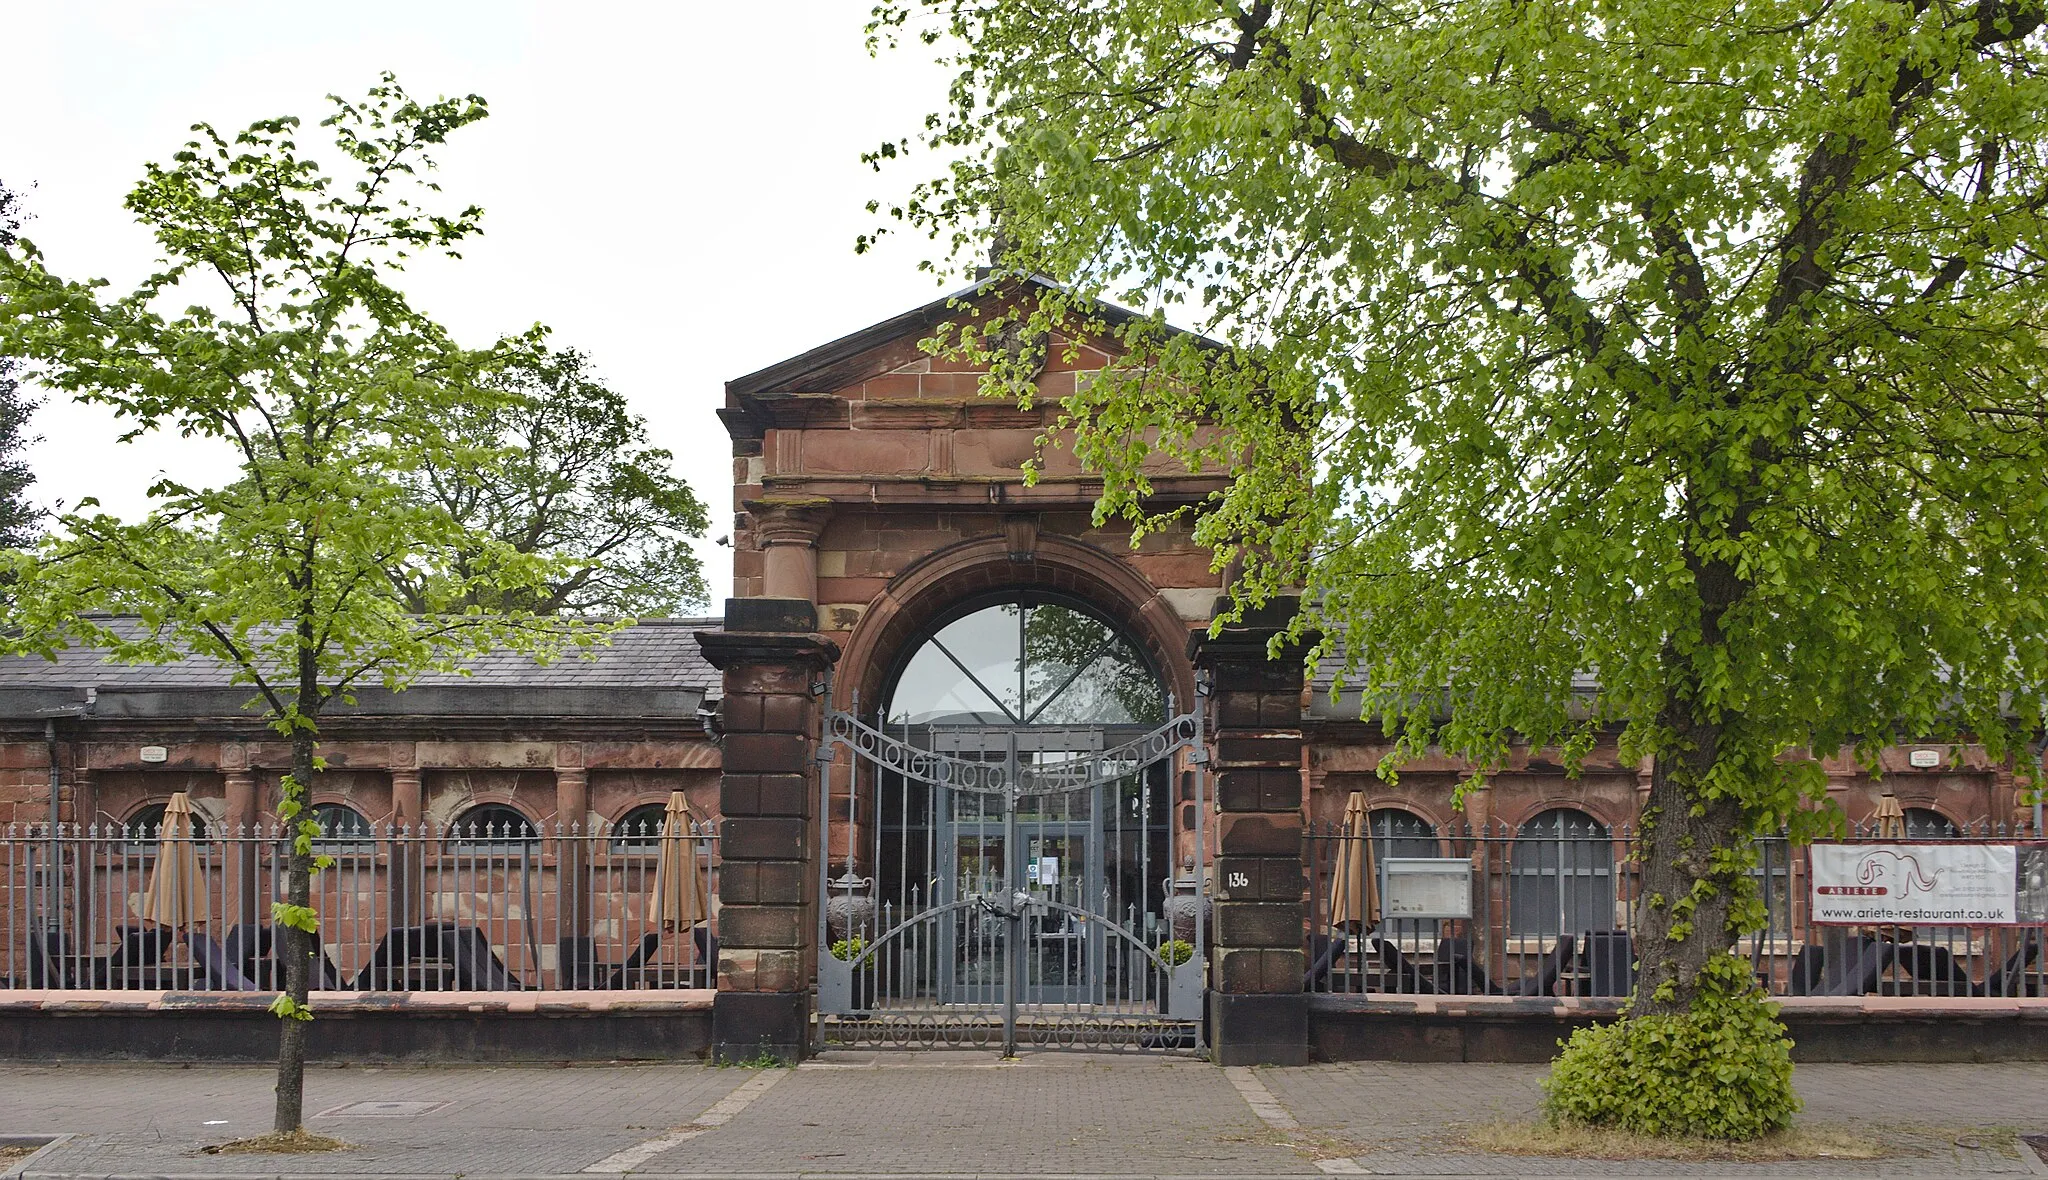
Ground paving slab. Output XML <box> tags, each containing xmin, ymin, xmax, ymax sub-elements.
<box><xmin>0</xmin><ymin>1056</ymin><xmax>2043</xmax><ymax>1179</ymax></box>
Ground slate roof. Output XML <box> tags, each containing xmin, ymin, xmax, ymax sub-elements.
<box><xmin>0</xmin><ymin>617</ymin><xmax>725</xmax><ymax>696</ymax></box>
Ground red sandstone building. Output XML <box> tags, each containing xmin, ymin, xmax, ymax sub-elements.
<box><xmin>2</xmin><ymin>277</ymin><xmax>2040</xmax><ymax>1063</ymax></box>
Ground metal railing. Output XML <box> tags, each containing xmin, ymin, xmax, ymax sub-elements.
<box><xmin>1304</xmin><ymin>819</ymin><xmax>2044</xmax><ymax>1000</ymax></box>
<box><xmin>0</xmin><ymin>820</ymin><xmax>719</xmax><ymax>992</ymax></box>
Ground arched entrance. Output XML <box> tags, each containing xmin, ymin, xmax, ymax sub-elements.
<box><xmin>817</xmin><ymin>595</ymin><xmax>1207</xmax><ymax>1052</ymax></box>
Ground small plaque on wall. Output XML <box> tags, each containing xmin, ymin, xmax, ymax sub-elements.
<box><xmin>139</xmin><ymin>746</ymin><xmax>168</xmax><ymax>764</ymax></box>
<box><xmin>1908</xmin><ymin>748</ymin><xmax>1941</xmax><ymax>768</ymax></box>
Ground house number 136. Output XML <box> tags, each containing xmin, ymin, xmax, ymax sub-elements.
<box><xmin>1227</xmin><ymin>872</ymin><xmax>1250</xmax><ymax>888</ymax></box>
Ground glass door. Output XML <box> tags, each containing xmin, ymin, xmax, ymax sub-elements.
<box><xmin>932</xmin><ymin>728</ymin><xmax>1108</xmax><ymax>1006</ymax></box>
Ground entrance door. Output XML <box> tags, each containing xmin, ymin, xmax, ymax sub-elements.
<box><xmin>934</xmin><ymin>727</ymin><xmax>1105</xmax><ymax>1006</ymax></box>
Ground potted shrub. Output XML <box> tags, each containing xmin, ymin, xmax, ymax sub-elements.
<box><xmin>1157</xmin><ymin>939</ymin><xmax>1195</xmax><ymax>1013</ymax></box>
<box><xmin>831</xmin><ymin>936</ymin><xmax>874</xmax><ymax>1013</ymax></box>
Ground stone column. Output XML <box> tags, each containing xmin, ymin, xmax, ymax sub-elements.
<box><xmin>1191</xmin><ymin>597</ymin><xmax>1313</xmax><ymax>1066</ymax></box>
<box><xmin>554</xmin><ymin>745</ymin><xmax>593</xmax><ymax>974</ymax></box>
<box><xmin>389</xmin><ymin>753</ymin><xmax>424</xmax><ymax>930</ymax></box>
<box><xmin>749</xmin><ymin>501</ymin><xmax>830</xmax><ymax>604</ymax></box>
<box><xmin>697</xmin><ymin>598</ymin><xmax>840</xmax><ymax>1063</ymax></box>
<box><xmin>222</xmin><ymin>743</ymin><xmax>261</xmax><ymax>928</ymax></box>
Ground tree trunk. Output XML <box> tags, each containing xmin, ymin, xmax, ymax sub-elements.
<box><xmin>273</xmin><ymin>725</ymin><xmax>316</xmax><ymax>1133</ymax></box>
<box><xmin>1631</xmin><ymin>725</ymin><xmax>1747</xmax><ymax>1016</ymax></box>
<box><xmin>1630</xmin><ymin>516</ymin><xmax>1753</xmax><ymax>1018</ymax></box>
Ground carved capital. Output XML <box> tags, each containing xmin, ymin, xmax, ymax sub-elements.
<box><xmin>747</xmin><ymin>499</ymin><xmax>832</xmax><ymax>549</ymax></box>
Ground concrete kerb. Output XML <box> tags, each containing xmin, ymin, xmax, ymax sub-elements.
<box><xmin>0</xmin><ymin>1135</ymin><xmax>72</xmax><ymax>1180</ymax></box>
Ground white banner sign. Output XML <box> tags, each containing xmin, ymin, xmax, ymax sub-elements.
<box><xmin>1810</xmin><ymin>843</ymin><xmax>2017</xmax><ymax>925</ymax></box>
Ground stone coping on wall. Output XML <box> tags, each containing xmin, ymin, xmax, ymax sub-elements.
<box><xmin>0</xmin><ymin>988</ymin><xmax>715</xmax><ymax>1015</ymax></box>
<box><xmin>1308</xmin><ymin>993</ymin><xmax>2048</xmax><ymax>1019</ymax></box>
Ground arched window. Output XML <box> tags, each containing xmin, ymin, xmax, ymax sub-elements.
<box><xmin>1904</xmin><ymin>807</ymin><xmax>1960</xmax><ymax>839</ymax></box>
<box><xmin>311</xmin><ymin>803</ymin><xmax>375</xmax><ymax>853</ymax></box>
<box><xmin>1509</xmin><ymin>808</ymin><xmax>1615</xmax><ymax>937</ymax></box>
<box><xmin>449</xmin><ymin>804</ymin><xmax>539</xmax><ymax>851</ymax></box>
<box><xmin>885</xmin><ymin>599</ymin><xmax>1164</xmax><ymax>727</ymax></box>
<box><xmin>125</xmin><ymin>802</ymin><xmax>209</xmax><ymax>848</ymax></box>
<box><xmin>1370</xmin><ymin>808</ymin><xmax>1442</xmax><ymax>939</ymax></box>
<box><xmin>611</xmin><ymin>803</ymin><xmax>673</xmax><ymax>851</ymax></box>
<box><xmin>1369</xmin><ymin>808</ymin><xmax>1438</xmax><ymax>862</ymax></box>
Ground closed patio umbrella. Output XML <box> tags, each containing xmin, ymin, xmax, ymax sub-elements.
<box><xmin>1874</xmin><ymin>792</ymin><xmax>1907</xmax><ymax>840</ymax></box>
<box><xmin>1326</xmin><ymin>791</ymin><xmax>1379</xmax><ymax>932</ymax></box>
<box><xmin>1869</xmin><ymin>792</ymin><xmax>1910</xmax><ymax>944</ymax></box>
<box><xmin>649</xmin><ymin>791</ymin><xmax>707</xmax><ymax>934</ymax></box>
<box><xmin>141</xmin><ymin>792</ymin><xmax>205</xmax><ymax>929</ymax></box>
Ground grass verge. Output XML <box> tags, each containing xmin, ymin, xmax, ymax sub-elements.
<box><xmin>1465</xmin><ymin>1121</ymin><xmax>1882</xmax><ymax>1162</ymax></box>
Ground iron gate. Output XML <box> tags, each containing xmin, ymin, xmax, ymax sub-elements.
<box><xmin>815</xmin><ymin>703</ymin><xmax>1207</xmax><ymax>1052</ymax></box>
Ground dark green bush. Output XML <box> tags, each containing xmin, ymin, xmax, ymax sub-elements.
<box><xmin>1542</xmin><ymin>977</ymin><xmax>1798</xmax><ymax>1140</ymax></box>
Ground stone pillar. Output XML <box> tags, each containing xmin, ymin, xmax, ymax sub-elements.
<box><xmin>389</xmin><ymin>754</ymin><xmax>424</xmax><ymax>930</ymax></box>
<box><xmin>222</xmin><ymin>743</ymin><xmax>261</xmax><ymax>928</ymax></box>
<box><xmin>554</xmin><ymin>745</ymin><xmax>593</xmax><ymax>959</ymax></box>
<box><xmin>1463</xmin><ymin>779</ymin><xmax>1502</xmax><ymax>970</ymax></box>
<box><xmin>1191</xmin><ymin>597</ymin><xmax>1312</xmax><ymax>1066</ymax></box>
<box><xmin>697</xmin><ymin>598</ymin><xmax>839</xmax><ymax>1063</ymax></box>
<box><xmin>750</xmin><ymin>501</ymin><xmax>830</xmax><ymax>604</ymax></box>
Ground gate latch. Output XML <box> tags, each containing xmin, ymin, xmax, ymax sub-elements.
<box><xmin>973</xmin><ymin>891</ymin><xmax>1045</xmax><ymax>920</ymax></box>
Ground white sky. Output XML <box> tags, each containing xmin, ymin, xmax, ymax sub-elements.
<box><xmin>2</xmin><ymin>1</ymin><xmax>967</xmax><ymax>609</ymax></box>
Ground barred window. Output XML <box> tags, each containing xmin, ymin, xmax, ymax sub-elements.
<box><xmin>449</xmin><ymin>804</ymin><xmax>539</xmax><ymax>851</ymax></box>
<box><xmin>1509</xmin><ymin>808</ymin><xmax>1614</xmax><ymax>937</ymax></box>
<box><xmin>125</xmin><ymin>802</ymin><xmax>209</xmax><ymax>849</ymax></box>
<box><xmin>611</xmin><ymin>803</ymin><xmax>672</xmax><ymax>852</ymax></box>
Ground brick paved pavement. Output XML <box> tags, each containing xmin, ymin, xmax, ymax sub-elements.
<box><xmin>1</xmin><ymin>1054</ymin><xmax>2043</xmax><ymax>1178</ymax></box>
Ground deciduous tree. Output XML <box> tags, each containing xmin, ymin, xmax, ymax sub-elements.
<box><xmin>873</xmin><ymin>0</ymin><xmax>2048</xmax><ymax>1135</ymax></box>
<box><xmin>0</xmin><ymin>180</ymin><xmax>40</xmax><ymax>550</ymax></box>
<box><xmin>391</xmin><ymin>345</ymin><xmax>711</xmax><ymax>617</ymax></box>
<box><xmin>0</xmin><ymin>77</ymin><xmax>591</xmax><ymax>1133</ymax></box>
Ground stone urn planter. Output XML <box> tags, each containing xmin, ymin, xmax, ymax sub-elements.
<box><xmin>825</xmin><ymin>869</ymin><xmax>875</xmax><ymax>943</ymax></box>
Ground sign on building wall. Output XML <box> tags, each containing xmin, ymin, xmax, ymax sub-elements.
<box><xmin>1810</xmin><ymin>843</ymin><xmax>2048</xmax><ymax>925</ymax></box>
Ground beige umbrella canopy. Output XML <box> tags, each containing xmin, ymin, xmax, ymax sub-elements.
<box><xmin>649</xmin><ymin>791</ymin><xmax>707</xmax><ymax>934</ymax></box>
<box><xmin>1874</xmin><ymin>792</ymin><xmax>1908</xmax><ymax>840</ymax></box>
<box><xmin>1326</xmin><ymin>791</ymin><xmax>1379</xmax><ymax>932</ymax></box>
<box><xmin>140</xmin><ymin>792</ymin><xmax>206</xmax><ymax>928</ymax></box>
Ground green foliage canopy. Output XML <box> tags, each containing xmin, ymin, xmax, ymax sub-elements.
<box><xmin>0</xmin><ymin>180</ymin><xmax>40</xmax><ymax>550</ymax></box>
<box><xmin>393</xmin><ymin>344</ymin><xmax>712</xmax><ymax>618</ymax></box>
<box><xmin>871</xmin><ymin>0</ymin><xmax>2048</xmax><ymax>1032</ymax></box>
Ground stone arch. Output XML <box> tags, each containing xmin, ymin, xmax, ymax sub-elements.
<box><xmin>1500</xmin><ymin>794</ymin><xmax>1632</xmax><ymax>837</ymax></box>
<box><xmin>1368</xmin><ymin>794</ymin><xmax>1455</xmax><ymax>837</ymax></box>
<box><xmin>836</xmin><ymin>533</ymin><xmax>1197</xmax><ymax>718</ymax></box>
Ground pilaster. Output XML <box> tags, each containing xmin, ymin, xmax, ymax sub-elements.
<box><xmin>389</xmin><ymin>749</ymin><xmax>424</xmax><ymax>929</ymax></box>
<box><xmin>221</xmin><ymin>743</ymin><xmax>259</xmax><ymax>925</ymax></box>
<box><xmin>555</xmin><ymin>743</ymin><xmax>592</xmax><ymax>942</ymax></box>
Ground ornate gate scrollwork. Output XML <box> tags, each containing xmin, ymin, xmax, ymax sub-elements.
<box><xmin>816</xmin><ymin>698</ymin><xmax>1207</xmax><ymax>1053</ymax></box>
